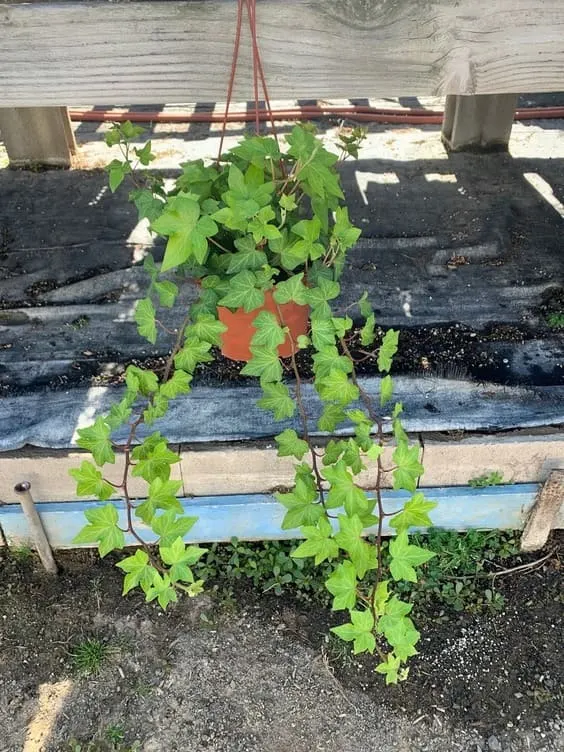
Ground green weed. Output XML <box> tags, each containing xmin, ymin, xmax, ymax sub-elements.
<box><xmin>469</xmin><ymin>471</ymin><xmax>504</xmax><ymax>488</ymax></box>
<box><xmin>70</xmin><ymin>638</ymin><xmax>113</xmax><ymax>676</ymax></box>
<box><xmin>546</xmin><ymin>312</ymin><xmax>564</xmax><ymax>329</ymax></box>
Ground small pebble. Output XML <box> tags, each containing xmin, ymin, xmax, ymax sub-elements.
<box><xmin>487</xmin><ymin>736</ymin><xmax>502</xmax><ymax>752</ymax></box>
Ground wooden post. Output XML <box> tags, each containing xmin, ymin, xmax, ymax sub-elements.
<box><xmin>13</xmin><ymin>481</ymin><xmax>58</xmax><ymax>573</ymax></box>
<box><xmin>0</xmin><ymin>107</ymin><xmax>76</xmax><ymax>168</ymax></box>
<box><xmin>442</xmin><ymin>94</ymin><xmax>519</xmax><ymax>152</ymax></box>
<box><xmin>521</xmin><ymin>470</ymin><xmax>564</xmax><ymax>552</ymax></box>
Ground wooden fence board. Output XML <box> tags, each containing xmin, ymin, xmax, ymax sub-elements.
<box><xmin>1</xmin><ymin>0</ymin><xmax>564</xmax><ymax>105</ymax></box>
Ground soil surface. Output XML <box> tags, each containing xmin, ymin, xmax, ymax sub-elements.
<box><xmin>1</xmin><ymin>537</ymin><xmax>562</xmax><ymax>752</ymax></box>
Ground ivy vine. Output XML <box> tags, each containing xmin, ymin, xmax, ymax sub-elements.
<box><xmin>71</xmin><ymin>121</ymin><xmax>436</xmax><ymax>684</ymax></box>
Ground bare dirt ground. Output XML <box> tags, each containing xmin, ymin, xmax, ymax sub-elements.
<box><xmin>0</xmin><ymin>539</ymin><xmax>562</xmax><ymax>752</ymax></box>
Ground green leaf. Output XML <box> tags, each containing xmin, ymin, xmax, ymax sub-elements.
<box><xmin>106</xmin><ymin>397</ymin><xmax>133</xmax><ymax>431</ymax></box>
<box><xmin>160</xmin><ymin>369</ymin><xmax>192</xmax><ymax>399</ymax></box>
<box><xmin>227</xmin><ymin>236</ymin><xmax>267</xmax><ymax>274</ymax></box>
<box><xmin>322</xmin><ymin>461</ymin><xmax>369</xmax><ymax>516</ymax></box>
<box><xmin>297</xmin><ymin>334</ymin><xmax>310</xmax><ymax>349</ymax></box>
<box><xmin>151</xmin><ymin>510</ymin><xmax>198</xmax><ymax>547</ymax></box>
<box><xmin>331</xmin><ymin>316</ymin><xmax>353</xmax><ymax>339</ymax></box>
<box><xmin>317</xmin><ymin>403</ymin><xmax>346</xmax><ymax>432</ymax></box>
<box><xmin>144</xmin><ymin>572</ymin><xmax>178</xmax><ymax>610</ymax></box>
<box><xmin>131</xmin><ymin>441</ymin><xmax>180</xmax><ymax>483</ymax></box>
<box><xmin>143</xmin><ymin>392</ymin><xmax>169</xmax><ymax>426</ymax></box>
<box><xmin>322</xmin><ymin>439</ymin><xmax>347</xmax><ymax>467</ymax></box>
<box><xmin>152</xmin><ymin>193</ymin><xmax>218</xmax><ymax>271</ymax></box>
<box><xmin>375</xmin><ymin>654</ymin><xmax>402</xmax><ymax>685</ymax></box>
<box><xmin>380</xmin><ymin>374</ymin><xmax>393</xmax><ymax>407</ymax></box>
<box><xmin>256</xmin><ymin>382</ymin><xmax>296</xmax><ymax>421</ymax></box>
<box><xmin>332</xmin><ymin>206</ymin><xmax>361</xmax><ymax>249</ymax></box>
<box><xmin>280</xmin><ymin>193</ymin><xmax>297</xmax><ymax>211</ymax></box>
<box><xmin>135</xmin><ymin>477</ymin><xmax>183</xmax><ymax>525</ymax></box>
<box><xmin>311</xmin><ymin>319</ymin><xmax>336</xmax><ymax>350</ymax></box>
<box><xmin>312</xmin><ymin>346</ymin><xmax>352</xmax><ymax>379</ymax></box>
<box><xmin>134</xmin><ymin>141</ymin><xmax>154</xmax><ymax>166</ymax></box>
<box><xmin>272</xmin><ymin>273</ymin><xmax>308</xmax><ymax>306</ymax></box>
<box><xmin>248</xmin><ymin>206</ymin><xmax>281</xmax><ymax>243</ymax></box>
<box><xmin>174</xmin><ymin>337</ymin><xmax>214</xmax><ymax>373</ymax></box>
<box><xmin>107</xmin><ymin>160</ymin><xmax>128</xmax><ymax>193</ymax></box>
<box><xmin>392</xmin><ymin>440</ymin><xmax>423</xmax><ymax>493</ymax></box>
<box><xmin>378</xmin><ymin>329</ymin><xmax>399</xmax><ymax>373</ymax></box>
<box><xmin>69</xmin><ymin>461</ymin><xmax>114</xmax><ymax>500</ymax></box>
<box><xmin>159</xmin><ymin>536</ymin><xmax>206</xmax><ymax>583</ymax></box>
<box><xmin>316</xmin><ymin>369</ymin><xmax>359</xmax><ymax>405</ymax></box>
<box><xmin>305</xmin><ymin>278</ymin><xmax>340</xmax><ymax>312</ymax></box>
<box><xmin>186</xmin><ymin>314</ymin><xmax>227</xmax><ymax>346</ymax></box>
<box><xmin>153</xmin><ymin>280</ymin><xmax>178</xmax><ymax>308</ymax></box>
<box><xmin>275</xmin><ymin>476</ymin><xmax>320</xmax><ymax>530</ymax></box>
<box><xmin>389</xmin><ymin>492</ymin><xmax>436</xmax><ymax>532</ymax></box>
<box><xmin>358</xmin><ymin>291</ymin><xmax>372</xmax><ymax>319</ymax></box>
<box><xmin>73</xmin><ymin>504</ymin><xmax>125</xmax><ymax>557</ymax></box>
<box><xmin>334</xmin><ymin>514</ymin><xmax>377</xmax><ymax>578</ymax></box>
<box><xmin>229</xmin><ymin>135</ymin><xmax>281</xmax><ymax>168</ymax></box>
<box><xmin>291</xmin><ymin>517</ymin><xmax>338</xmax><ymax>565</ymax></box>
<box><xmin>116</xmin><ymin>549</ymin><xmax>156</xmax><ymax>595</ymax></box>
<box><xmin>331</xmin><ymin>609</ymin><xmax>375</xmax><ymax>655</ymax></box>
<box><xmin>325</xmin><ymin>560</ymin><xmax>357</xmax><ymax>611</ymax></box>
<box><xmin>275</xmin><ymin>429</ymin><xmax>309</xmax><ymax>460</ymax></box>
<box><xmin>240</xmin><ymin>346</ymin><xmax>283</xmax><ymax>384</ymax></box>
<box><xmin>130</xmin><ymin>188</ymin><xmax>164</xmax><ymax>223</ymax></box>
<box><xmin>75</xmin><ymin>417</ymin><xmax>115</xmax><ymax>467</ymax></box>
<box><xmin>134</xmin><ymin>297</ymin><xmax>157</xmax><ymax>344</ymax></box>
<box><xmin>125</xmin><ymin>365</ymin><xmax>159</xmax><ymax>397</ymax></box>
<box><xmin>389</xmin><ymin>530</ymin><xmax>436</xmax><ymax>582</ymax></box>
<box><xmin>360</xmin><ymin>313</ymin><xmax>376</xmax><ymax>347</ymax></box>
<box><xmin>217</xmin><ymin>270</ymin><xmax>265</xmax><ymax>313</ymax></box>
<box><xmin>250</xmin><ymin>311</ymin><xmax>287</xmax><ymax>350</ymax></box>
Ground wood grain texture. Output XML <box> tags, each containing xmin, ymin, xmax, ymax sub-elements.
<box><xmin>1</xmin><ymin>0</ymin><xmax>564</xmax><ymax>105</ymax></box>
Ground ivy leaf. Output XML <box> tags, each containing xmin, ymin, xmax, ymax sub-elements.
<box><xmin>331</xmin><ymin>316</ymin><xmax>353</xmax><ymax>339</ymax></box>
<box><xmin>305</xmin><ymin>278</ymin><xmax>340</xmax><ymax>312</ymax></box>
<box><xmin>325</xmin><ymin>560</ymin><xmax>357</xmax><ymax>611</ymax></box>
<box><xmin>275</xmin><ymin>428</ymin><xmax>309</xmax><ymax>460</ymax></box>
<box><xmin>229</xmin><ymin>135</ymin><xmax>281</xmax><ymax>168</ymax></box>
<box><xmin>297</xmin><ymin>335</ymin><xmax>311</xmax><ymax>349</ymax></box>
<box><xmin>322</xmin><ymin>439</ymin><xmax>347</xmax><ymax>467</ymax></box>
<box><xmin>275</xmin><ymin>477</ymin><xmax>320</xmax><ymax>530</ymax></box>
<box><xmin>116</xmin><ymin>549</ymin><xmax>156</xmax><ymax>595</ymax></box>
<box><xmin>256</xmin><ymin>382</ymin><xmax>295</xmax><ymax>421</ymax></box>
<box><xmin>375</xmin><ymin>654</ymin><xmax>402</xmax><ymax>685</ymax></box>
<box><xmin>250</xmin><ymin>311</ymin><xmax>287</xmax><ymax>350</ymax></box>
<box><xmin>143</xmin><ymin>393</ymin><xmax>169</xmax><ymax>426</ymax></box>
<box><xmin>107</xmin><ymin>160</ymin><xmax>129</xmax><ymax>193</ymax></box>
<box><xmin>125</xmin><ymin>365</ymin><xmax>159</xmax><ymax>397</ymax></box>
<box><xmin>322</xmin><ymin>461</ymin><xmax>369</xmax><ymax>516</ymax></box>
<box><xmin>360</xmin><ymin>313</ymin><xmax>376</xmax><ymax>347</ymax></box>
<box><xmin>135</xmin><ymin>477</ymin><xmax>183</xmax><ymax>525</ymax></box>
<box><xmin>217</xmin><ymin>270</ymin><xmax>265</xmax><ymax>312</ymax></box>
<box><xmin>135</xmin><ymin>298</ymin><xmax>157</xmax><ymax>345</ymax></box>
<box><xmin>73</xmin><ymin>504</ymin><xmax>125</xmax><ymax>557</ymax></box>
<box><xmin>380</xmin><ymin>374</ymin><xmax>393</xmax><ymax>407</ymax></box>
<box><xmin>311</xmin><ymin>319</ymin><xmax>336</xmax><ymax>350</ymax></box>
<box><xmin>106</xmin><ymin>397</ymin><xmax>134</xmax><ymax>432</ymax></box>
<box><xmin>130</xmin><ymin>188</ymin><xmax>164</xmax><ymax>223</ymax></box>
<box><xmin>331</xmin><ymin>609</ymin><xmax>375</xmax><ymax>655</ymax></box>
<box><xmin>145</xmin><ymin>572</ymin><xmax>178</xmax><ymax>610</ymax></box>
<box><xmin>174</xmin><ymin>338</ymin><xmax>214</xmax><ymax>373</ymax></box>
<box><xmin>227</xmin><ymin>236</ymin><xmax>268</xmax><ymax>274</ymax></box>
<box><xmin>285</xmin><ymin>217</ymin><xmax>325</xmax><ymax>264</ymax></box>
<box><xmin>389</xmin><ymin>530</ymin><xmax>436</xmax><ymax>582</ymax></box>
<box><xmin>159</xmin><ymin>536</ymin><xmax>206</xmax><ymax>583</ymax></box>
<box><xmin>389</xmin><ymin>492</ymin><xmax>436</xmax><ymax>532</ymax></box>
<box><xmin>134</xmin><ymin>141</ymin><xmax>155</xmax><ymax>166</ymax></box>
<box><xmin>151</xmin><ymin>510</ymin><xmax>198</xmax><ymax>547</ymax></box>
<box><xmin>332</xmin><ymin>206</ymin><xmax>361</xmax><ymax>250</ymax></box>
<box><xmin>160</xmin><ymin>369</ymin><xmax>192</xmax><ymax>400</ymax></box>
<box><xmin>186</xmin><ymin>314</ymin><xmax>227</xmax><ymax>346</ymax></box>
<box><xmin>378</xmin><ymin>329</ymin><xmax>399</xmax><ymax>373</ymax></box>
<box><xmin>69</xmin><ymin>461</ymin><xmax>114</xmax><ymax>500</ymax></box>
<box><xmin>334</xmin><ymin>514</ymin><xmax>377</xmax><ymax>578</ymax></box>
<box><xmin>280</xmin><ymin>193</ymin><xmax>297</xmax><ymax>211</ymax></box>
<box><xmin>317</xmin><ymin>403</ymin><xmax>346</xmax><ymax>432</ymax></box>
<box><xmin>291</xmin><ymin>517</ymin><xmax>338</xmax><ymax>565</ymax></box>
<box><xmin>240</xmin><ymin>347</ymin><xmax>283</xmax><ymax>384</ymax></box>
<box><xmin>358</xmin><ymin>291</ymin><xmax>372</xmax><ymax>319</ymax></box>
<box><xmin>75</xmin><ymin>417</ymin><xmax>115</xmax><ymax>467</ymax></box>
<box><xmin>131</xmin><ymin>441</ymin><xmax>180</xmax><ymax>483</ymax></box>
<box><xmin>153</xmin><ymin>280</ymin><xmax>178</xmax><ymax>308</ymax></box>
<box><xmin>248</xmin><ymin>206</ymin><xmax>282</xmax><ymax>243</ymax></box>
<box><xmin>272</xmin><ymin>273</ymin><xmax>308</xmax><ymax>306</ymax></box>
<box><xmin>153</xmin><ymin>193</ymin><xmax>217</xmax><ymax>271</ymax></box>
<box><xmin>392</xmin><ymin>440</ymin><xmax>424</xmax><ymax>492</ymax></box>
<box><xmin>312</xmin><ymin>346</ymin><xmax>352</xmax><ymax>379</ymax></box>
<box><xmin>316</xmin><ymin>369</ymin><xmax>359</xmax><ymax>406</ymax></box>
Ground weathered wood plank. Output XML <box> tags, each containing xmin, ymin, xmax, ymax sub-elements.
<box><xmin>0</xmin><ymin>107</ymin><xmax>76</xmax><ymax>166</ymax></box>
<box><xmin>442</xmin><ymin>94</ymin><xmax>519</xmax><ymax>152</ymax></box>
<box><xmin>520</xmin><ymin>470</ymin><xmax>564</xmax><ymax>551</ymax></box>
<box><xmin>1</xmin><ymin>0</ymin><xmax>564</xmax><ymax>105</ymax></box>
<box><xmin>3</xmin><ymin>485</ymin><xmax>562</xmax><ymax>549</ymax></box>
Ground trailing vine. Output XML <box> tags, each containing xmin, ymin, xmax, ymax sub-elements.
<box><xmin>71</xmin><ymin>121</ymin><xmax>436</xmax><ymax>683</ymax></box>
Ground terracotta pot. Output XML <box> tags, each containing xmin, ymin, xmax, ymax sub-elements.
<box><xmin>218</xmin><ymin>289</ymin><xmax>309</xmax><ymax>361</ymax></box>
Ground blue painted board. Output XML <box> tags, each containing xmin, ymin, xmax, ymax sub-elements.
<box><xmin>0</xmin><ymin>484</ymin><xmax>543</xmax><ymax>549</ymax></box>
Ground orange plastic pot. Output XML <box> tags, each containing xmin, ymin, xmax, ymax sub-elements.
<box><xmin>218</xmin><ymin>290</ymin><xmax>309</xmax><ymax>361</ymax></box>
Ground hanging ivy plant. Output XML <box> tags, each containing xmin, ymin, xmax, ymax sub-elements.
<box><xmin>71</xmin><ymin>121</ymin><xmax>436</xmax><ymax>684</ymax></box>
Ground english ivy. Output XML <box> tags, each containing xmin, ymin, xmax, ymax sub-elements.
<box><xmin>71</xmin><ymin>121</ymin><xmax>436</xmax><ymax>682</ymax></box>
